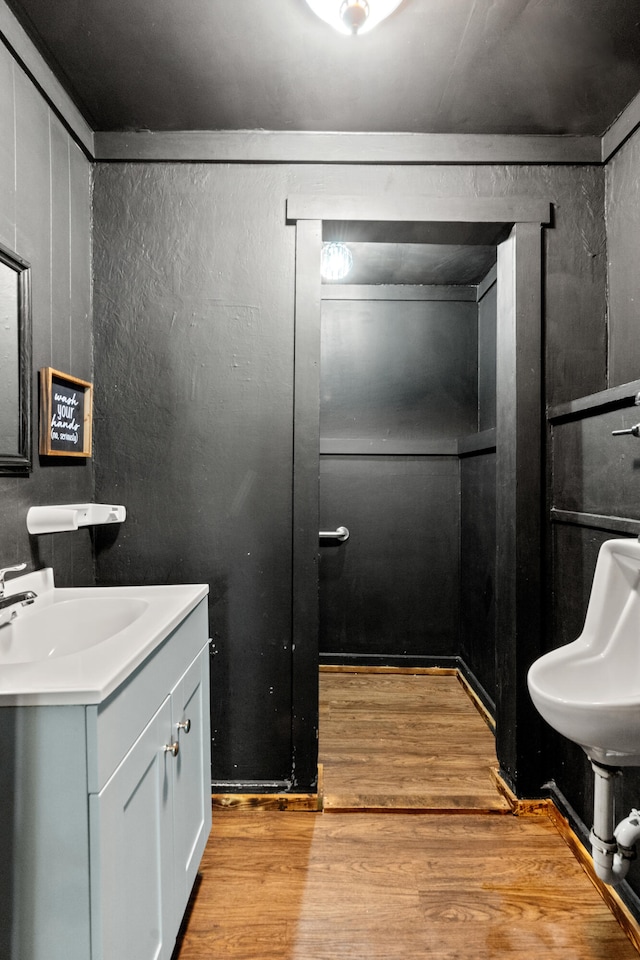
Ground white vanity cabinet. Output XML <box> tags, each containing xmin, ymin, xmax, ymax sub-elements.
<box><xmin>89</xmin><ymin>642</ymin><xmax>210</xmax><ymax>960</ymax></box>
<box><xmin>0</xmin><ymin>597</ymin><xmax>211</xmax><ymax>960</ymax></box>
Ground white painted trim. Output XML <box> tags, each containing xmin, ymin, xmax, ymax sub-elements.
<box><xmin>0</xmin><ymin>0</ymin><xmax>94</xmax><ymax>155</ymax></box>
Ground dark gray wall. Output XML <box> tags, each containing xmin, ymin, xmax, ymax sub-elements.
<box><xmin>0</xmin><ymin>43</ymin><xmax>93</xmax><ymax>584</ymax></box>
<box><xmin>92</xmin><ymin>164</ymin><xmax>297</xmax><ymax>785</ymax></box>
<box><xmin>478</xmin><ymin>276</ymin><xmax>497</xmax><ymax>433</ymax></box>
<box><xmin>539</xmin><ymin>126</ymin><xmax>640</xmax><ymax>905</ymax></box>
<box><xmin>319</xmin><ymin>295</ymin><xmax>476</xmax><ymax>662</ymax></box>
<box><xmin>549</xmin><ymin>407</ymin><xmax>640</xmax><ymax>901</ymax></box>
<box><xmin>606</xmin><ymin>131</ymin><xmax>640</xmax><ymax>387</ymax></box>
<box><xmin>319</xmin><ymin>455</ymin><xmax>461</xmax><ymax>659</ymax></box>
<box><xmin>459</xmin><ymin>450</ymin><xmax>496</xmax><ymax>701</ymax></box>
<box><xmin>459</xmin><ymin>271</ymin><xmax>497</xmax><ymax>704</ymax></box>
<box><xmin>320</xmin><ymin>297</ymin><xmax>478</xmax><ymax>441</ymax></box>
<box><xmin>92</xmin><ymin>160</ymin><xmax>604</xmax><ymax>791</ymax></box>
<box><xmin>319</xmin><ymin>279</ymin><xmax>499</xmax><ymax>690</ymax></box>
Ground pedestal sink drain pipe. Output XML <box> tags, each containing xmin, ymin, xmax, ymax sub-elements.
<box><xmin>590</xmin><ymin>760</ymin><xmax>640</xmax><ymax>885</ymax></box>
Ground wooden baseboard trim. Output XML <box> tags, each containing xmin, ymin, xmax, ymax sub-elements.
<box><xmin>547</xmin><ymin>804</ymin><xmax>640</xmax><ymax>954</ymax></box>
<box><xmin>212</xmin><ymin>765</ymin><xmax>324</xmax><ymax>812</ymax></box>
<box><xmin>490</xmin><ymin>766</ymin><xmax>552</xmax><ymax>816</ymax></box>
<box><xmin>322</xmin><ymin>803</ymin><xmax>511</xmax><ymax>816</ymax></box>
<box><xmin>491</xmin><ymin>766</ymin><xmax>640</xmax><ymax>951</ymax></box>
<box><xmin>456</xmin><ymin>671</ymin><xmax>496</xmax><ymax>733</ymax></box>
<box><xmin>319</xmin><ymin>664</ymin><xmax>458</xmax><ymax>675</ymax></box>
<box><xmin>212</xmin><ymin>793</ymin><xmax>321</xmax><ymax>812</ymax></box>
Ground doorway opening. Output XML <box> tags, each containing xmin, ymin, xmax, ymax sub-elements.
<box><xmin>318</xmin><ymin>222</ymin><xmax>499</xmax><ymax>702</ymax></box>
<box><xmin>288</xmin><ymin>196</ymin><xmax>548</xmax><ymax>798</ymax></box>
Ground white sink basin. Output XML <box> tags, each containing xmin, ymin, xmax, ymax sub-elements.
<box><xmin>0</xmin><ymin>597</ymin><xmax>149</xmax><ymax>664</ymax></box>
<box><xmin>0</xmin><ymin>568</ymin><xmax>208</xmax><ymax>706</ymax></box>
<box><xmin>528</xmin><ymin>537</ymin><xmax>640</xmax><ymax>766</ymax></box>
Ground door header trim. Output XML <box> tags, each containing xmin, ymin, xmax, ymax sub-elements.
<box><xmin>286</xmin><ymin>195</ymin><xmax>551</xmax><ymax>225</ymax></box>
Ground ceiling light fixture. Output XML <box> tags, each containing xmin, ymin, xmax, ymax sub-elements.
<box><xmin>304</xmin><ymin>0</ymin><xmax>403</xmax><ymax>36</ymax></box>
<box><xmin>321</xmin><ymin>242</ymin><xmax>353</xmax><ymax>280</ymax></box>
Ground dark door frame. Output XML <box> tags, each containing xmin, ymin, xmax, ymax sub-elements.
<box><xmin>287</xmin><ymin>195</ymin><xmax>550</xmax><ymax>797</ymax></box>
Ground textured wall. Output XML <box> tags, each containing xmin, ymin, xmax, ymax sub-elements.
<box><xmin>92</xmin><ymin>160</ymin><xmax>606</xmax><ymax>787</ymax></box>
<box><xmin>607</xmin><ymin>130</ymin><xmax>640</xmax><ymax>387</ymax></box>
<box><xmin>320</xmin><ymin>298</ymin><xmax>478</xmax><ymax>440</ymax></box>
<box><xmin>460</xmin><ymin>274</ymin><xmax>497</xmax><ymax>702</ymax></box>
<box><xmin>318</xmin><ymin>295</ymin><xmax>477</xmax><ymax>661</ymax></box>
<box><xmin>459</xmin><ymin>452</ymin><xmax>496</xmax><ymax>701</ymax></box>
<box><xmin>92</xmin><ymin>164</ymin><xmax>297</xmax><ymax>784</ymax></box>
<box><xmin>319</xmin><ymin>455</ymin><xmax>461</xmax><ymax>659</ymax></box>
<box><xmin>549</xmin><ymin>459</ymin><xmax>640</xmax><ymax>902</ymax></box>
<box><xmin>546</xmin><ymin>127</ymin><xmax>640</xmax><ymax>903</ymax></box>
<box><xmin>0</xmin><ymin>42</ymin><xmax>93</xmax><ymax>585</ymax></box>
<box><xmin>478</xmin><ymin>277</ymin><xmax>497</xmax><ymax>432</ymax></box>
<box><xmin>548</xmin><ymin>133</ymin><xmax>640</xmax><ymax>904</ymax></box>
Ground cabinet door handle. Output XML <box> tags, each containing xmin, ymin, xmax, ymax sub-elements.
<box><xmin>164</xmin><ymin>740</ymin><xmax>179</xmax><ymax>757</ymax></box>
<box><xmin>176</xmin><ymin>718</ymin><xmax>191</xmax><ymax>734</ymax></box>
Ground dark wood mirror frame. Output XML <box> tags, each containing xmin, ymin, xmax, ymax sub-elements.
<box><xmin>0</xmin><ymin>240</ymin><xmax>32</xmax><ymax>475</ymax></box>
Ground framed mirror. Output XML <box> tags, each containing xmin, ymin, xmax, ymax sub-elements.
<box><xmin>0</xmin><ymin>241</ymin><xmax>32</xmax><ymax>474</ymax></box>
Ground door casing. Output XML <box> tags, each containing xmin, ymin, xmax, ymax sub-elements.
<box><xmin>288</xmin><ymin>195</ymin><xmax>549</xmax><ymax>796</ymax></box>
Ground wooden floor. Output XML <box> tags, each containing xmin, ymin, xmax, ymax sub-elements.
<box><xmin>319</xmin><ymin>669</ymin><xmax>510</xmax><ymax>812</ymax></box>
<box><xmin>174</xmin><ymin>670</ymin><xmax>640</xmax><ymax>959</ymax></box>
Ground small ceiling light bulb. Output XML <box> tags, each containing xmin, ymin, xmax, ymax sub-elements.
<box><xmin>340</xmin><ymin>0</ymin><xmax>369</xmax><ymax>33</ymax></box>
<box><xmin>304</xmin><ymin>0</ymin><xmax>403</xmax><ymax>37</ymax></box>
<box><xmin>321</xmin><ymin>242</ymin><xmax>353</xmax><ymax>281</ymax></box>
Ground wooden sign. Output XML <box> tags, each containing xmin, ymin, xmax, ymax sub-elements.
<box><xmin>39</xmin><ymin>368</ymin><xmax>93</xmax><ymax>457</ymax></box>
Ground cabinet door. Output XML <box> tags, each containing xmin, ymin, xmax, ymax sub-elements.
<box><xmin>89</xmin><ymin>697</ymin><xmax>176</xmax><ymax>960</ymax></box>
<box><xmin>170</xmin><ymin>643</ymin><xmax>212</xmax><ymax>917</ymax></box>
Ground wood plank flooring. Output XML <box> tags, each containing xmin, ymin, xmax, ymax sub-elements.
<box><xmin>319</xmin><ymin>670</ymin><xmax>509</xmax><ymax>812</ymax></box>
<box><xmin>175</xmin><ymin>810</ymin><xmax>638</xmax><ymax>960</ymax></box>
<box><xmin>174</xmin><ymin>669</ymin><xmax>640</xmax><ymax>959</ymax></box>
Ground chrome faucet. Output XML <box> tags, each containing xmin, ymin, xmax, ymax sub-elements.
<box><xmin>0</xmin><ymin>562</ymin><xmax>27</xmax><ymax>597</ymax></box>
<box><xmin>0</xmin><ymin>563</ymin><xmax>37</xmax><ymax>627</ymax></box>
